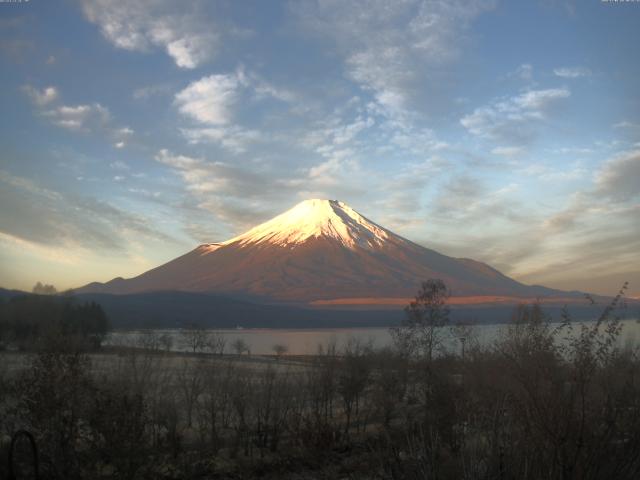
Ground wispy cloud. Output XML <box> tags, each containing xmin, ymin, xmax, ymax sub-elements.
<box><xmin>553</xmin><ymin>66</ymin><xmax>592</xmax><ymax>78</ymax></box>
<box><xmin>79</xmin><ymin>0</ymin><xmax>220</xmax><ymax>69</ymax></box>
<box><xmin>132</xmin><ymin>83</ymin><xmax>173</xmax><ymax>100</ymax></box>
<box><xmin>293</xmin><ymin>0</ymin><xmax>496</xmax><ymax>116</ymax></box>
<box><xmin>460</xmin><ymin>87</ymin><xmax>571</xmax><ymax>144</ymax></box>
<box><xmin>43</xmin><ymin>103</ymin><xmax>111</xmax><ymax>131</ymax></box>
<box><xmin>21</xmin><ymin>85</ymin><xmax>58</xmax><ymax>106</ymax></box>
<box><xmin>180</xmin><ymin>126</ymin><xmax>263</xmax><ymax>154</ymax></box>
<box><xmin>23</xmin><ymin>86</ymin><xmax>134</xmax><ymax>147</ymax></box>
<box><xmin>154</xmin><ymin>149</ymin><xmax>296</xmax><ymax>232</ymax></box>
<box><xmin>175</xmin><ymin>74</ymin><xmax>240</xmax><ymax>125</ymax></box>
<box><xmin>174</xmin><ymin>69</ymin><xmax>296</xmax><ymax>153</ymax></box>
<box><xmin>594</xmin><ymin>149</ymin><xmax>640</xmax><ymax>201</ymax></box>
<box><xmin>0</xmin><ymin>170</ymin><xmax>176</xmax><ymax>252</ymax></box>
<box><xmin>510</xmin><ymin>63</ymin><xmax>533</xmax><ymax>82</ymax></box>
<box><xmin>491</xmin><ymin>146</ymin><xmax>525</xmax><ymax>157</ymax></box>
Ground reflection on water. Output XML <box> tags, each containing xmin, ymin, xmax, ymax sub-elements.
<box><xmin>105</xmin><ymin>318</ymin><xmax>640</xmax><ymax>356</ymax></box>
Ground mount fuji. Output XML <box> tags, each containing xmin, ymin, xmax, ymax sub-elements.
<box><xmin>78</xmin><ymin>199</ymin><xmax>568</xmax><ymax>305</ymax></box>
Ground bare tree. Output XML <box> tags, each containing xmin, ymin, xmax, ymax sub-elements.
<box><xmin>181</xmin><ymin>324</ymin><xmax>208</xmax><ymax>354</ymax></box>
<box><xmin>176</xmin><ymin>358</ymin><xmax>204</xmax><ymax>428</ymax></box>
<box><xmin>205</xmin><ymin>332</ymin><xmax>226</xmax><ymax>355</ymax></box>
<box><xmin>198</xmin><ymin>360</ymin><xmax>235</xmax><ymax>453</ymax></box>
<box><xmin>391</xmin><ymin>279</ymin><xmax>450</xmax><ymax>361</ymax></box>
<box><xmin>158</xmin><ymin>332</ymin><xmax>174</xmax><ymax>352</ymax></box>
<box><xmin>232</xmin><ymin>338</ymin><xmax>249</xmax><ymax>356</ymax></box>
<box><xmin>338</xmin><ymin>338</ymin><xmax>372</xmax><ymax>435</ymax></box>
<box><xmin>272</xmin><ymin>343</ymin><xmax>288</xmax><ymax>359</ymax></box>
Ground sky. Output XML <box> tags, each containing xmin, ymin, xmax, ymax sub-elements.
<box><xmin>0</xmin><ymin>0</ymin><xmax>639</xmax><ymax>297</ymax></box>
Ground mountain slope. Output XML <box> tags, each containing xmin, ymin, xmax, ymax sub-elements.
<box><xmin>78</xmin><ymin>199</ymin><xmax>562</xmax><ymax>302</ymax></box>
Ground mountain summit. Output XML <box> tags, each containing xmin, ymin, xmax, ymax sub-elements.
<box><xmin>223</xmin><ymin>199</ymin><xmax>391</xmax><ymax>249</ymax></box>
<box><xmin>79</xmin><ymin>199</ymin><xmax>559</xmax><ymax>303</ymax></box>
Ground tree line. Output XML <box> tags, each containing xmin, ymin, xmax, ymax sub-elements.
<box><xmin>0</xmin><ymin>293</ymin><xmax>110</xmax><ymax>351</ymax></box>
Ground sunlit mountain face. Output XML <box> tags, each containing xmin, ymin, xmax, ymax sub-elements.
<box><xmin>78</xmin><ymin>199</ymin><xmax>568</xmax><ymax>304</ymax></box>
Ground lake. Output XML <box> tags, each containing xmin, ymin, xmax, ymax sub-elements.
<box><xmin>105</xmin><ymin>317</ymin><xmax>640</xmax><ymax>355</ymax></box>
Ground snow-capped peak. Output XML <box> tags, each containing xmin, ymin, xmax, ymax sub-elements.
<box><xmin>223</xmin><ymin>199</ymin><xmax>391</xmax><ymax>249</ymax></box>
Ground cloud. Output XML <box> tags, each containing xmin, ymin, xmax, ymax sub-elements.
<box><xmin>293</xmin><ymin>0</ymin><xmax>495</xmax><ymax>115</ymax></box>
<box><xmin>491</xmin><ymin>146</ymin><xmax>524</xmax><ymax>157</ymax></box>
<box><xmin>42</xmin><ymin>103</ymin><xmax>111</xmax><ymax>131</ymax></box>
<box><xmin>553</xmin><ymin>66</ymin><xmax>592</xmax><ymax>78</ymax></box>
<box><xmin>594</xmin><ymin>149</ymin><xmax>640</xmax><ymax>201</ymax></box>
<box><xmin>22</xmin><ymin>85</ymin><xmax>58</xmax><ymax>106</ymax></box>
<box><xmin>79</xmin><ymin>0</ymin><xmax>219</xmax><ymax>69</ymax></box>
<box><xmin>22</xmin><ymin>86</ymin><xmax>134</xmax><ymax>147</ymax></box>
<box><xmin>174</xmin><ymin>70</ymin><xmax>296</xmax><ymax>153</ymax></box>
<box><xmin>432</xmin><ymin>176</ymin><xmax>523</xmax><ymax>225</ymax></box>
<box><xmin>521</xmin><ymin>161</ymin><xmax>587</xmax><ymax>182</ymax></box>
<box><xmin>520</xmin><ymin>202</ymin><xmax>639</xmax><ymax>292</ymax></box>
<box><xmin>154</xmin><ymin>149</ymin><xmax>296</xmax><ymax>231</ymax></box>
<box><xmin>180</xmin><ymin>126</ymin><xmax>262</xmax><ymax>153</ymax></box>
<box><xmin>132</xmin><ymin>83</ymin><xmax>173</xmax><ymax>100</ymax></box>
<box><xmin>174</xmin><ymin>74</ymin><xmax>240</xmax><ymax>125</ymax></box>
<box><xmin>613</xmin><ymin>121</ymin><xmax>640</xmax><ymax>131</ymax></box>
<box><xmin>153</xmin><ymin>147</ymin><xmax>372</xmax><ymax>237</ymax></box>
<box><xmin>460</xmin><ymin>87</ymin><xmax>571</xmax><ymax>144</ymax></box>
<box><xmin>110</xmin><ymin>161</ymin><xmax>130</xmax><ymax>171</ymax></box>
<box><xmin>41</xmin><ymin>104</ymin><xmax>134</xmax><ymax>148</ymax></box>
<box><xmin>510</xmin><ymin>63</ymin><xmax>533</xmax><ymax>82</ymax></box>
<box><xmin>540</xmin><ymin>149</ymin><xmax>640</xmax><ymax>236</ymax></box>
<box><xmin>154</xmin><ymin>149</ymin><xmax>278</xmax><ymax>199</ymax></box>
<box><xmin>0</xmin><ymin>170</ymin><xmax>175</xmax><ymax>252</ymax></box>
<box><xmin>506</xmin><ymin>149</ymin><xmax>640</xmax><ymax>290</ymax></box>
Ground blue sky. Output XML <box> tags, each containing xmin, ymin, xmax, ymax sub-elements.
<box><xmin>0</xmin><ymin>0</ymin><xmax>639</xmax><ymax>296</ymax></box>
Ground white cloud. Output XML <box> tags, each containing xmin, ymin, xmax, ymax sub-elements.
<box><xmin>23</xmin><ymin>85</ymin><xmax>135</xmax><ymax>148</ymax></box>
<box><xmin>110</xmin><ymin>161</ymin><xmax>130</xmax><ymax>171</ymax></box>
<box><xmin>155</xmin><ymin>149</ymin><xmax>200</xmax><ymax>170</ymax></box>
<box><xmin>510</xmin><ymin>63</ymin><xmax>533</xmax><ymax>82</ymax></box>
<box><xmin>174</xmin><ymin>70</ymin><xmax>296</xmax><ymax>152</ymax></box>
<box><xmin>553</xmin><ymin>66</ymin><xmax>592</xmax><ymax>78</ymax></box>
<box><xmin>22</xmin><ymin>85</ymin><xmax>58</xmax><ymax>106</ymax></box>
<box><xmin>491</xmin><ymin>146</ymin><xmax>524</xmax><ymax>157</ymax></box>
<box><xmin>80</xmin><ymin>0</ymin><xmax>219</xmax><ymax>69</ymax></box>
<box><xmin>174</xmin><ymin>74</ymin><xmax>239</xmax><ymax>125</ymax></box>
<box><xmin>294</xmin><ymin>0</ymin><xmax>495</xmax><ymax>116</ymax></box>
<box><xmin>512</xmin><ymin>88</ymin><xmax>570</xmax><ymax>111</ymax></box>
<box><xmin>613</xmin><ymin>120</ymin><xmax>640</xmax><ymax>130</ymax></box>
<box><xmin>180</xmin><ymin>126</ymin><xmax>262</xmax><ymax>154</ymax></box>
<box><xmin>253</xmin><ymin>81</ymin><xmax>297</xmax><ymax>103</ymax></box>
<box><xmin>43</xmin><ymin>103</ymin><xmax>111</xmax><ymax>131</ymax></box>
<box><xmin>153</xmin><ymin>149</ymin><xmax>299</xmax><ymax>233</ymax></box>
<box><xmin>460</xmin><ymin>87</ymin><xmax>571</xmax><ymax>143</ymax></box>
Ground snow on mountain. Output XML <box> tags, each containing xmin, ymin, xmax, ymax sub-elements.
<box><xmin>77</xmin><ymin>199</ymin><xmax>563</xmax><ymax>303</ymax></box>
<box><xmin>223</xmin><ymin>199</ymin><xmax>390</xmax><ymax>249</ymax></box>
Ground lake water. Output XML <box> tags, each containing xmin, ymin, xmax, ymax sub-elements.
<box><xmin>105</xmin><ymin>318</ymin><xmax>640</xmax><ymax>356</ymax></box>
